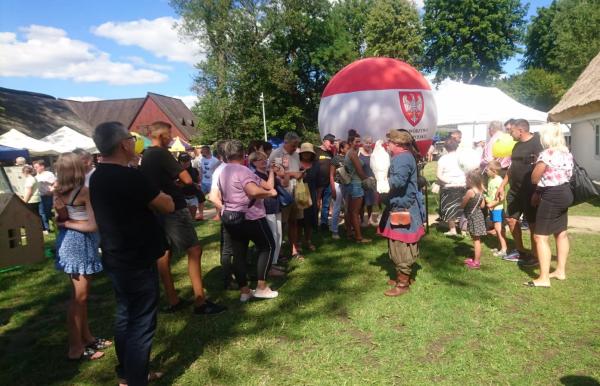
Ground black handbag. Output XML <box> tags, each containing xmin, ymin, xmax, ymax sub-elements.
<box><xmin>570</xmin><ymin>161</ymin><xmax>600</xmax><ymax>206</ymax></box>
<box><xmin>218</xmin><ymin>172</ymin><xmax>255</xmax><ymax>225</ymax></box>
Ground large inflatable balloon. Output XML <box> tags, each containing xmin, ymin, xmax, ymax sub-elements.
<box><xmin>492</xmin><ymin>133</ymin><xmax>517</xmax><ymax>158</ymax></box>
<box><xmin>131</xmin><ymin>132</ymin><xmax>147</xmax><ymax>155</ymax></box>
<box><xmin>318</xmin><ymin>58</ymin><xmax>437</xmax><ymax>156</ymax></box>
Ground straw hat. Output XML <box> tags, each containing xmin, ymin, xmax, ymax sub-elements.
<box><xmin>387</xmin><ymin>129</ymin><xmax>413</xmax><ymax>145</ymax></box>
<box><xmin>299</xmin><ymin>142</ymin><xmax>315</xmax><ymax>154</ymax></box>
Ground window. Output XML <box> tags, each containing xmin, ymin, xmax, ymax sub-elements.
<box><xmin>7</xmin><ymin>227</ymin><xmax>28</xmax><ymax>248</ymax></box>
<box><xmin>594</xmin><ymin>125</ymin><xmax>600</xmax><ymax>156</ymax></box>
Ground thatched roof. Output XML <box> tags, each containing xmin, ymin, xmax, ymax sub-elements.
<box><xmin>148</xmin><ymin>93</ymin><xmax>196</xmax><ymax>139</ymax></box>
<box><xmin>62</xmin><ymin>98</ymin><xmax>145</xmax><ymax>132</ymax></box>
<box><xmin>0</xmin><ymin>88</ymin><xmax>92</xmax><ymax>138</ymax></box>
<box><xmin>548</xmin><ymin>51</ymin><xmax>600</xmax><ymax>122</ymax></box>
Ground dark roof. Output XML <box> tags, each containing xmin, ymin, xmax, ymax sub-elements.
<box><xmin>148</xmin><ymin>93</ymin><xmax>197</xmax><ymax>139</ymax></box>
<box><xmin>62</xmin><ymin>98</ymin><xmax>145</xmax><ymax>131</ymax></box>
<box><xmin>0</xmin><ymin>87</ymin><xmax>197</xmax><ymax>140</ymax></box>
<box><xmin>0</xmin><ymin>88</ymin><xmax>92</xmax><ymax>138</ymax></box>
<box><xmin>0</xmin><ymin>193</ymin><xmax>12</xmax><ymax>213</ymax></box>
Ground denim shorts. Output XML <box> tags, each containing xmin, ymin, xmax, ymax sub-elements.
<box><xmin>489</xmin><ymin>209</ymin><xmax>504</xmax><ymax>223</ymax></box>
<box><xmin>346</xmin><ymin>181</ymin><xmax>364</xmax><ymax>198</ymax></box>
<box><xmin>162</xmin><ymin>208</ymin><xmax>200</xmax><ymax>252</ymax></box>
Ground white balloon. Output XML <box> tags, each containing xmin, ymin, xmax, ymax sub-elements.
<box><xmin>457</xmin><ymin>147</ymin><xmax>482</xmax><ymax>173</ymax></box>
<box><xmin>370</xmin><ymin>140</ymin><xmax>390</xmax><ymax>193</ymax></box>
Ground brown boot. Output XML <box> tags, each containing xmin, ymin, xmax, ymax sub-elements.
<box><xmin>387</xmin><ymin>273</ymin><xmax>415</xmax><ymax>286</ymax></box>
<box><xmin>384</xmin><ymin>273</ymin><xmax>410</xmax><ymax>297</ymax></box>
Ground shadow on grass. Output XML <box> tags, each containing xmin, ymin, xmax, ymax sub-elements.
<box><xmin>560</xmin><ymin>375</ymin><xmax>600</xmax><ymax>386</ymax></box>
<box><xmin>2</xmin><ymin>220</ymin><xmax>513</xmax><ymax>385</ymax></box>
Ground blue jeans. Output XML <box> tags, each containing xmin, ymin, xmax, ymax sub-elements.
<box><xmin>319</xmin><ymin>186</ymin><xmax>332</xmax><ymax>225</ymax></box>
<box><xmin>39</xmin><ymin>195</ymin><xmax>53</xmax><ymax>231</ymax></box>
<box><xmin>331</xmin><ymin>183</ymin><xmax>345</xmax><ymax>234</ymax></box>
<box><xmin>107</xmin><ymin>265</ymin><xmax>159</xmax><ymax>386</ymax></box>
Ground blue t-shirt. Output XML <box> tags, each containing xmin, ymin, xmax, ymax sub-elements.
<box><xmin>200</xmin><ymin>156</ymin><xmax>219</xmax><ymax>186</ymax></box>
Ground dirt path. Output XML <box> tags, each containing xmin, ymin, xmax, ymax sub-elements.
<box><xmin>427</xmin><ymin>214</ymin><xmax>600</xmax><ymax>234</ymax></box>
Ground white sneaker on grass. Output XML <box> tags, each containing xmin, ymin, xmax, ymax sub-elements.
<box><xmin>254</xmin><ymin>288</ymin><xmax>278</xmax><ymax>299</ymax></box>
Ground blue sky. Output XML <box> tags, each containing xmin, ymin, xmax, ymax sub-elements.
<box><xmin>0</xmin><ymin>0</ymin><xmax>552</xmax><ymax>106</ymax></box>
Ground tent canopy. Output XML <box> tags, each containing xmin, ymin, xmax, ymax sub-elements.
<box><xmin>41</xmin><ymin>126</ymin><xmax>97</xmax><ymax>153</ymax></box>
<box><xmin>0</xmin><ymin>144</ymin><xmax>29</xmax><ymax>163</ymax></box>
<box><xmin>432</xmin><ymin>79</ymin><xmax>569</xmax><ymax>142</ymax></box>
<box><xmin>0</xmin><ymin>129</ymin><xmax>65</xmax><ymax>156</ymax></box>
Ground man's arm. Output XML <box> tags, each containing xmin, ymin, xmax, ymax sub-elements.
<box><xmin>149</xmin><ymin>192</ymin><xmax>175</xmax><ymax>214</ymax></box>
<box><xmin>496</xmin><ymin>170</ymin><xmax>510</xmax><ymax>201</ymax></box>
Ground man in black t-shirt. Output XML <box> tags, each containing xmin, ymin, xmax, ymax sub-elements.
<box><xmin>141</xmin><ymin>121</ymin><xmax>225</xmax><ymax>315</ymax></box>
<box><xmin>90</xmin><ymin>121</ymin><xmax>174</xmax><ymax>386</ymax></box>
<box><xmin>315</xmin><ymin>134</ymin><xmax>335</xmax><ymax>231</ymax></box>
<box><xmin>497</xmin><ymin>119</ymin><xmax>544</xmax><ymax>266</ymax></box>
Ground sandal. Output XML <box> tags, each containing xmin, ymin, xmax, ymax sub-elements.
<box><xmin>68</xmin><ymin>347</ymin><xmax>104</xmax><ymax>361</ymax></box>
<box><xmin>523</xmin><ymin>281</ymin><xmax>550</xmax><ymax>288</ymax></box>
<box><xmin>291</xmin><ymin>253</ymin><xmax>305</xmax><ymax>261</ymax></box>
<box><xmin>356</xmin><ymin>238</ymin><xmax>372</xmax><ymax>244</ymax></box>
<box><xmin>86</xmin><ymin>337</ymin><xmax>113</xmax><ymax>351</ymax></box>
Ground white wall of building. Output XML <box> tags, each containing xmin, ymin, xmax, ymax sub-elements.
<box><xmin>570</xmin><ymin>117</ymin><xmax>600</xmax><ymax>181</ymax></box>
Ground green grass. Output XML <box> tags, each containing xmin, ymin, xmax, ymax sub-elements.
<box><xmin>1</xmin><ymin>221</ymin><xmax>600</xmax><ymax>385</ymax></box>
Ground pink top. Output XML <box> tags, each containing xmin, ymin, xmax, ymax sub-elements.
<box><xmin>482</xmin><ymin>131</ymin><xmax>511</xmax><ymax>168</ymax></box>
<box><xmin>537</xmin><ymin>149</ymin><xmax>573</xmax><ymax>188</ymax></box>
<box><xmin>219</xmin><ymin>164</ymin><xmax>266</xmax><ymax>220</ymax></box>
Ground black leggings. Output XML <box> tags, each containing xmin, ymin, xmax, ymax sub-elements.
<box><xmin>224</xmin><ymin>217</ymin><xmax>275</xmax><ymax>288</ymax></box>
<box><xmin>220</xmin><ymin>223</ymin><xmax>234</xmax><ymax>285</ymax></box>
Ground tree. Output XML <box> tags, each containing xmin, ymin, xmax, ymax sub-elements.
<box><xmin>364</xmin><ymin>0</ymin><xmax>423</xmax><ymax>66</ymax></box>
<box><xmin>523</xmin><ymin>0</ymin><xmax>600</xmax><ymax>86</ymax></box>
<box><xmin>423</xmin><ymin>0</ymin><xmax>527</xmax><ymax>85</ymax></box>
<box><xmin>549</xmin><ymin>0</ymin><xmax>600</xmax><ymax>85</ymax></box>
<box><xmin>523</xmin><ymin>1</ymin><xmax>559</xmax><ymax>70</ymax></box>
<box><xmin>496</xmin><ymin>68</ymin><xmax>567</xmax><ymax>111</ymax></box>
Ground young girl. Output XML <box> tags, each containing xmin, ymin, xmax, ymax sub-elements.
<box><xmin>461</xmin><ymin>169</ymin><xmax>487</xmax><ymax>269</ymax></box>
<box><xmin>54</xmin><ymin>153</ymin><xmax>109</xmax><ymax>360</ymax></box>
<box><xmin>484</xmin><ymin>161</ymin><xmax>508</xmax><ymax>258</ymax></box>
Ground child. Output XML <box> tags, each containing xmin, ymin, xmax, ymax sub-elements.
<box><xmin>484</xmin><ymin>161</ymin><xmax>508</xmax><ymax>258</ymax></box>
<box><xmin>461</xmin><ymin>169</ymin><xmax>487</xmax><ymax>269</ymax></box>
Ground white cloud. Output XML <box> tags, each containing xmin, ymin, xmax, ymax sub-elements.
<box><xmin>172</xmin><ymin>95</ymin><xmax>198</xmax><ymax>109</ymax></box>
<box><xmin>0</xmin><ymin>25</ymin><xmax>167</xmax><ymax>85</ymax></box>
<box><xmin>125</xmin><ymin>56</ymin><xmax>173</xmax><ymax>71</ymax></box>
<box><xmin>92</xmin><ymin>17</ymin><xmax>204</xmax><ymax>65</ymax></box>
<box><xmin>66</xmin><ymin>96</ymin><xmax>102</xmax><ymax>102</ymax></box>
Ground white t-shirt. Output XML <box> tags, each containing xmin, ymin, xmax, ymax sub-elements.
<box><xmin>437</xmin><ymin>152</ymin><xmax>466</xmax><ymax>187</ymax></box>
<box><xmin>210</xmin><ymin>162</ymin><xmax>227</xmax><ymax>193</ymax></box>
<box><xmin>268</xmin><ymin>146</ymin><xmax>300</xmax><ymax>192</ymax></box>
<box><xmin>35</xmin><ymin>170</ymin><xmax>56</xmax><ymax>196</ymax></box>
<box><xmin>84</xmin><ymin>168</ymin><xmax>95</xmax><ymax>187</ymax></box>
<box><xmin>24</xmin><ymin>175</ymin><xmax>41</xmax><ymax>203</ymax></box>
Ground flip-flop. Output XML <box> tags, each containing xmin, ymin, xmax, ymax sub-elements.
<box><xmin>86</xmin><ymin>337</ymin><xmax>113</xmax><ymax>351</ymax></box>
<box><xmin>291</xmin><ymin>253</ymin><xmax>305</xmax><ymax>261</ymax></box>
<box><xmin>356</xmin><ymin>238</ymin><xmax>372</xmax><ymax>244</ymax></box>
<box><xmin>523</xmin><ymin>281</ymin><xmax>550</xmax><ymax>288</ymax></box>
<box><xmin>68</xmin><ymin>347</ymin><xmax>104</xmax><ymax>361</ymax></box>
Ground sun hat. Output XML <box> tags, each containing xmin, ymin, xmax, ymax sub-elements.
<box><xmin>299</xmin><ymin>142</ymin><xmax>316</xmax><ymax>154</ymax></box>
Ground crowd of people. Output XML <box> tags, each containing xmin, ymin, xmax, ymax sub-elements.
<box><xmin>11</xmin><ymin>116</ymin><xmax>576</xmax><ymax>385</ymax></box>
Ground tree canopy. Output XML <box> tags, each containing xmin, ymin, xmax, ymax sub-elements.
<box><xmin>423</xmin><ymin>0</ymin><xmax>527</xmax><ymax>85</ymax></box>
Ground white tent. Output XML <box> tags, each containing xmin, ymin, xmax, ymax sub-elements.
<box><xmin>41</xmin><ymin>126</ymin><xmax>97</xmax><ymax>153</ymax></box>
<box><xmin>0</xmin><ymin>129</ymin><xmax>66</xmax><ymax>156</ymax></box>
<box><xmin>432</xmin><ymin>79</ymin><xmax>569</xmax><ymax>143</ymax></box>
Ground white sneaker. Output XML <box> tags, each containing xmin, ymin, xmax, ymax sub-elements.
<box><xmin>240</xmin><ymin>291</ymin><xmax>254</xmax><ymax>302</ymax></box>
<box><xmin>332</xmin><ymin>233</ymin><xmax>340</xmax><ymax>240</ymax></box>
<box><xmin>443</xmin><ymin>230</ymin><xmax>457</xmax><ymax>237</ymax></box>
<box><xmin>253</xmin><ymin>288</ymin><xmax>279</xmax><ymax>299</ymax></box>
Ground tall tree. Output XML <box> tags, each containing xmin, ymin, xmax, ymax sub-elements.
<box><xmin>423</xmin><ymin>0</ymin><xmax>527</xmax><ymax>85</ymax></box>
<box><xmin>523</xmin><ymin>1</ymin><xmax>559</xmax><ymax>70</ymax></box>
<box><xmin>364</xmin><ymin>0</ymin><xmax>423</xmax><ymax>66</ymax></box>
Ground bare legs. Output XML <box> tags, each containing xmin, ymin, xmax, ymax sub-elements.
<box><xmin>506</xmin><ymin>217</ymin><xmax>525</xmax><ymax>252</ymax></box>
<box><xmin>533</xmin><ymin>231</ymin><xmax>569</xmax><ymax>285</ymax></box>
<box><xmin>67</xmin><ymin>274</ymin><xmax>103</xmax><ymax>359</ymax></box>
<box><xmin>348</xmin><ymin>196</ymin><xmax>366</xmax><ymax>241</ymax></box>
<box><xmin>157</xmin><ymin>245</ymin><xmax>206</xmax><ymax>307</ymax></box>
<box><xmin>550</xmin><ymin>231</ymin><xmax>569</xmax><ymax>280</ymax></box>
<box><xmin>472</xmin><ymin>236</ymin><xmax>481</xmax><ymax>264</ymax></box>
<box><xmin>494</xmin><ymin>221</ymin><xmax>507</xmax><ymax>252</ymax></box>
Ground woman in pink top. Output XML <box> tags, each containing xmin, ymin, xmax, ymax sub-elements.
<box><xmin>527</xmin><ymin>124</ymin><xmax>574</xmax><ymax>288</ymax></box>
<box><xmin>218</xmin><ymin>140</ymin><xmax>280</xmax><ymax>301</ymax></box>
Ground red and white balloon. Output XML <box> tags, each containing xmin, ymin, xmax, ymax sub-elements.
<box><xmin>318</xmin><ymin>57</ymin><xmax>438</xmax><ymax>156</ymax></box>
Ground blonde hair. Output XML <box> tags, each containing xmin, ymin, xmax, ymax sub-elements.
<box><xmin>55</xmin><ymin>152</ymin><xmax>86</xmax><ymax>194</ymax></box>
<box><xmin>248</xmin><ymin>151</ymin><xmax>267</xmax><ymax>164</ymax></box>
<box><xmin>539</xmin><ymin>123</ymin><xmax>568</xmax><ymax>152</ymax></box>
<box><xmin>487</xmin><ymin>160</ymin><xmax>501</xmax><ymax>175</ymax></box>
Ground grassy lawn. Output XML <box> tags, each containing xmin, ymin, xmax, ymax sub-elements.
<box><xmin>1</xmin><ymin>220</ymin><xmax>600</xmax><ymax>385</ymax></box>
